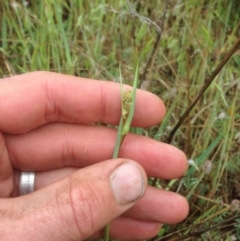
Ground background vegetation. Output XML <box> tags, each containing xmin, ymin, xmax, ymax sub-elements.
<box><xmin>0</xmin><ymin>0</ymin><xmax>240</xmax><ymax>240</ymax></box>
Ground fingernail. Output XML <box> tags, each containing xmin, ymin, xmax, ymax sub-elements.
<box><xmin>110</xmin><ymin>162</ymin><xmax>145</xmax><ymax>205</ymax></box>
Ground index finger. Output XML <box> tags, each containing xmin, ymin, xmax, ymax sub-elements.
<box><xmin>0</xmin><ymin>71</ymin><xmax>166</xmax><ymax>134</ymax></box>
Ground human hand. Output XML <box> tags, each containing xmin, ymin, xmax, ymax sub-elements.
<box><xmin>0</xmin><ymin>71</ymin><xmax>188</xmax><ymax>240</ymax></box>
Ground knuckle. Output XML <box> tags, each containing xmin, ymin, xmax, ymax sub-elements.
<box><xmin>69</xmin><ymin>178</ymin><xmax>104</xmax><ymax>238</ymax></box>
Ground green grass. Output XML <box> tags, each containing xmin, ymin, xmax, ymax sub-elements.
<box><xmin>1</xmin><ymin>1</ymin><xmax>240</xmax><ymax>240</ymax></box>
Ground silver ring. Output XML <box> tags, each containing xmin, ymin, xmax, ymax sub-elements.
<box><xmin>19</xmin><ymin>172</ymin><xmax>35</xmax><ymax>196</ymax></box>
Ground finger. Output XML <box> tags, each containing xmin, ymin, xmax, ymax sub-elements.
<box><xmin>90</xmin><ymin>217</ymin><xmax>161</xmax><ymax>240</ymax></box>
<box><xmin>34</xmin><ymin>172</ymin><xmax>188</xmax><ymax>225</ymax></box>
<box><xmin>13</xmin><ymin>168</ymin><xmax>188</xmax><ymax>225</ymax></box>
<box><xmin>124</xmin><ymin>186</ymin><xmax>189</xmax><ymax>224</ymax></box>
<box><xmin>0</xmin><ymin>71</ymin><xmax>165</xmax><ymax>134</ymax></box>
<box><xmin>12</xmin><ymin>167</ymin><xmax>76</xmax><ymax>197</ymax></box>
<box><xmin>6</xmin><ymin>123</ymin><xmax>188</xmax><ymax>179</ymax></box>
<box><xmin>36</xmin><ymin>169</ymin><xmax>189</xmax><ymax>225</ymax></box>
<box><xmin>0</xmin><ymin>133</ymin><xmax>13</xmax><ymax>197</ymax></box>
<box><xmin>0</xmin><ymin>159</ymin><xmax>147</xmax><ymax>241</ymax></box>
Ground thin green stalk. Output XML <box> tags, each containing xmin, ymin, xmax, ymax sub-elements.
<box><xmin>112</xmin><ymin>64</ymin><xmax>139</xmax><ymax>158</ymax></box>
<box><xmin>104</xmin><ymin>64</ymin><xmax>139</xmax><ymax>241</ymax></box>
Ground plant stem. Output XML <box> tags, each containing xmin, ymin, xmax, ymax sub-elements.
<box><xmin>104</xmin><ymin>65</ymin><xmax>139</xmax><ymax>241</ymax></box>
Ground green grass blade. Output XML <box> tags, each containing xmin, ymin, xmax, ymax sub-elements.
<box><xmin>112</xmin><ymin>116</ymin><xmax>124</xmax><ymax>159</ymax></box>
<box><xmin>122</xmin><ymin>64</ymin><xmax>139</xmax><ymax>134</ymax></box>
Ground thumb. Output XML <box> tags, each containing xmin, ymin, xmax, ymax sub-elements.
<box><xmin>0</xmin><ymin>159</ymin><xmax>147</xmax><ymax>241</ymax></box>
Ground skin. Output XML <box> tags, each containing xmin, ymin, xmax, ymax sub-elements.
<box><xmin>0</xmin><ymin>71</ymin><xmax>189</xmax><ymax>240</ymax></box>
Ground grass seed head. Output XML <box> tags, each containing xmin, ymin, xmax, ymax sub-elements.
<box><xmin>230</xmin><ymin>199</ymin><xmax>240</xmax><ymax>212</ymax></box>
<box><xmin>201</xmin><ymin>160</ymin><xmax>213</xmax><ymax>174</ymax></box>
<box><xmin>122</xmin><ymin>90</ymin><xmax>133</xmax><ymax>120</ymax></box>
<box><xmin>122</xmin><ymin>90</ymin><xmax>133</xmax><ymax>111</ymax></box>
